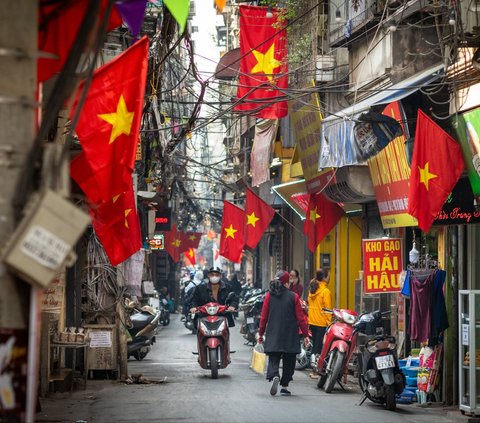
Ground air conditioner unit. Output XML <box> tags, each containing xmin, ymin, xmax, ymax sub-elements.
<box><xmin>316</xmin><ymin>55</ymin><xmax>335</xmax><ymax>82</ymax></box>
<box><xmin>322</xmin><ymin>166</ymin><xmax>375</xmax><ymax>203</ymax></box>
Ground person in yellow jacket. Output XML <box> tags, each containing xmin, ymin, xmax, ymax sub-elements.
<box><xmin>308</xmin><ymin>268</ymin><xmax>332</xmax><ymax>376</ymax></box>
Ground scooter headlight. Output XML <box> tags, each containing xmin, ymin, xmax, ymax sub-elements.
<box><xmin>206</xmin><ymin>305</ymin><xmax>219</xmax><ymax>315</ymax></box>
<box><xmin>342</xmin><ymin>311</ymin><xmax>356</xmax><ymax>325</ymax></box>
<box><xmin>199</xmin><ymin>320</ymin><xmax>226</xmax><ymax>336</ymax></box>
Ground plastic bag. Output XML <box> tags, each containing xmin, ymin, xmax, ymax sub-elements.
<box><xmin>250</xmin><ymin>343</ymin><xmax>266</xmax><ymax>375</ymax></box>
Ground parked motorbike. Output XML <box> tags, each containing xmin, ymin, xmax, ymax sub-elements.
<box><xmin>193</xmin><ymin>302</ymin><xmax>234</xmax><ymax>379</ymax></box>
<box><xmin>355</xmin><ymin>310</ymin><xmax>405</xmax><ymax>411</ymax></box>
<box><xmin>240</xmin><ymin>291</ymin><xmax>265</xmax><ymax>345</ymax></box>
<box><xmin>159</xmin><ymin>298</ymin><xmax>170</xmax><ymax>326</ymax></box>
<box><xmin>316</xmin><ymin>307</ymin><xmax>358</xmax><ymax>393</ymax></box>
<box><xmin>296</xmin><ymin>301</ymin><xmax>312</xmax><ymax>370</ymax></box>
<box><xmin>126</xmin><ymin>304</ymin><xmax>161</xmax><ymax>361</ymax></box>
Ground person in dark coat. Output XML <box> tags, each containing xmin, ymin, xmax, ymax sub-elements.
<box><xmin>257</xmin><ymin>270</ymin><xmax>310</xmax><ymax>396</ymax></box>
<box><xmin>190</xmin><ymin>267</ymin><xmax>238</xmax><ymax>327</ymax></box>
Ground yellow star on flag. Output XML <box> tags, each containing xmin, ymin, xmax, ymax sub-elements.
<box><xmin>251</xmin><ymin>43</ymin><xmax>281</xmax><ymax>81</ymax></box>
<box><xmin>172</xmin><ymin>238</ymin><xmax>181</xmax><ymax>248</ymax></box>
<box><xmin>418</xmin><ymin>162</ymin><xmax>437</xmax><ymax>190</ymax></box>
<box><xmin>124</xmin><ymin>208</ymin><xmax>132</xmax><ymax>228</ymax></box>
<box><xmin>98</xmin><ymin>94</ymin><xmax>134</xmax><ymax>144</ymax></box>
<box><xmin>188</xmin><ymin>234</ymin><xmax>197</xmax><ymax>241</ymax></box>
<box><xmin>309</xmin><ymin>207</ymin><xmax>320</xmax><ymax>223</ymax></box>
<box><xmin>246</xmin><ymin>211</ymin><xmax>260</xmax><ymax>227</ymax></box>
<box><xmin>224</xmin><ymin>224</ymin><xmax>238</xmax><ymax>239</ymax></box>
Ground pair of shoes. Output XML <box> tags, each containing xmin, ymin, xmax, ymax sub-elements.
<box><xmin>280</xmin><ymin>387</ymin><xmax>291</xmax><ymax>396</ymax></box>
<box><xmin>180</xmin><ymin>316</ymin><xmax>186</xmax><ymax>322</ymax></box>
<box><xmin>309</xmin><ymin>373</ymin><xmax>319</xmax><ymax>379</ymax></box>
<box><xmin>270</xmin><ymin>376</ymin><xmax>280</xmax><ymax>396</ymax></box>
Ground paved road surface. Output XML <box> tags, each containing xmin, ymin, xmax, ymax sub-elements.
<box><xmin>38</xmin><ymin>314</ymin><xmax>467</xmax><ymax>423</ymax></box>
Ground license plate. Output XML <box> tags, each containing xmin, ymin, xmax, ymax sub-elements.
<box><xmin>246</xmin><ymin>317</ymin><xmax>254</xmax><ymax>324</ymax></box>
<box><xmin>375</xmin><ymin>355</ymin><xmax>395</xmax><ymax>369</ymax></box>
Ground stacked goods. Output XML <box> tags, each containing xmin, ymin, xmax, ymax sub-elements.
<box><xmin>464</xmin><ymin>350</ymin><xmax>480</xmax><ymax>366</ymax></box>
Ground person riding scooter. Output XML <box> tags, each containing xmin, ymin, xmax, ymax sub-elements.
<box><xmin>190</xmin><ymin>267</ymin><xmax>238</xmax><ymax>327</ymax></box>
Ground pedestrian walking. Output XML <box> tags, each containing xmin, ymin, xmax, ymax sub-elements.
<box><xmin>257</xmin><ymin>270</ymin><xmax>310</xmax><ymax>396</ymax></box>
<box><xmin>288</xmin><ymin>269</ymin><xmax>303</xmax><ymax>298</ymax></box>
<box><xmin>307</xmin><ymin>268</ymin><xmax>332</xmax><ymax>378</ymax></box>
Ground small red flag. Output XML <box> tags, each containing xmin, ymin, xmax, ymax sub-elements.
<box><xmin>180</xmin><ymin>232</ymin><xmax>202</xmax><ymax>252</ymax></box>
<box><xmin>235</xmin><ymin>5</ymin><xmax>288</xmax><ymax>119</ymax></box>
<box><xmin>163</xmin><ymin>224</ymin><xmax>183</xmax><ymax>262</ymax></box>
<box><xmin>70</xmin><ymin>36</ymin><xmax>148</xmax><ymax>202</ymax></box>
<box><xmin>219</xmin><ymin>201</ymin><xmax>246</xmax><ymax>263</ymax></box>
<box><xmin>245</xmin><ymin>188</ymin><xmax>275</xmax><ymax>248</ymax></box>
<box><xmin>90</xmin><ymin>186</ymin><xmax>142</xmax><ymax>266</ymax></box>
<box><xmin>408</xmin><ymin>109</ymin><xmax>465</xmax><ymax>232</ymax></box>
<box><xmin>303</xmin><ymin>193</ymin><xmax>344</xmax><ymax>253</ymax></box>
<box><xmin>184</xmin><ymin>248</ymin><xmax>196</xmax><ymax>266</ymax></box>
<box><xmin>38</xmin><ymin>0</ymin><xmax>122</xmax><ymax>82</ymax></box>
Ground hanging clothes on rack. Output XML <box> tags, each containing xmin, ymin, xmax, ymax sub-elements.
<box><xmin>404</xmin><ymin>267</ymin><xmax>449</xmax><ymax>345</ymax></box>
<box><xmin>410</xmin><ymin>269</ymin><xmax>436</xmax><ymax>343</ymax></box>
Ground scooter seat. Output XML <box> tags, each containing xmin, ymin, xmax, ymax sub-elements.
<box><xmin>192</xmin><ymin>351</ymin><xmax>199</xmax><ymax>355</ymax></box>
<box><xmin>230</xmin><ymin>350</ymin><xmax>236</xmax><ymax>353</ymax></box>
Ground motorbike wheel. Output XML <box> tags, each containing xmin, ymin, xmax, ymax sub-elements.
<box><xmin>385</xmin><ymin>385</ymin><xmax>396</xmax><ymax>411</ymax></box>
<box><xmin>161</xmin><ymin>313</ymin><xmax>170</xmax><ymax>326</ymax></box>
<box><xmin>209</xmin><ymin>348</ymin><xmax>218</xmax><ymax>379</ymax></box>
<box><xmin>324</xmin><ymin>350</ymin><xmax>344</xmax><ymax>393</ymax></box>
<box><xmin>133</xmin><ymin>350</ymin><xmax>148</xmax><ymax>361</ymax></box>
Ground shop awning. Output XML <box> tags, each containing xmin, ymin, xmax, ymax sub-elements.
<box><xmin>322</xmin><ymin>63</ymin><xmax>445</xmax><ymax>123</ymax></box>
<box><xmin>214</xmin><ymin>48</ymin><xmax>240</xmax><ymax>81</ymax></box>
<box><xmin>272</xmin><ymin>179</ymin><xmax>362</xmax><ymax>219</ymax></box>
<box><xmin>319</xmin><ymin>64</ymin><xmax>445</xmax><ymax>168</ymax></box>
<box><xmin>272</xmin><ymin>179</ymin><xmax>309</xmax><ymax>219</ymax></box>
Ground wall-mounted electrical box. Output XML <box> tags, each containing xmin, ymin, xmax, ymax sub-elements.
<box><xmin>1</xmin><ymin>190</ymin><xmax>90</xmax><ymax>288</ymax></box>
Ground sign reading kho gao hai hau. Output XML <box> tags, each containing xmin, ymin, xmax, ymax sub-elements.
<box><xmin>362</xmin><ymin>238</ymin><xmax>403</xmax><ymax>294</ymax></box>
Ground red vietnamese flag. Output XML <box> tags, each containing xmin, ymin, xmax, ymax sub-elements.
<box><xmin>38</xmin><ymin>0</ymin><xmax>122</xmax><ymax>82</ymax></box>
<box><xmin>219</xmin><ymin>201</ymin><xmax>246</xmax><ymax>263</ymax></box>
<box><xmin>303</xmin><ymin>193</ymin><xmax>344</xmax><ymax>253</ymax></box>
<box><xmin>235</xmin><ymin>5</ymin><xmax>288</xmax><ymax>119</ymax></box>
<box><xmin>180</xmin><ymin>232</ymin><xmax>202</xmax><ymax>252</ymax></box>
<box><xmin>90</xmin><ymin>186</ymin><xmax>141</xmax><ymax>266</ymax></box>
<box><xmin>70</xmin><ymin>152</ymin><xmax>132</xmax><ymax>205</ymax></box>
<box><xmin>164</xmin><ymin>224</ymin><xmax>183</xmax><ymax>262</ymax></box>
<box><xmin>70</xmin><ymin>36</ymin><xmax>148</xmax><ymax>202</ymax></box>
<box><xmin>184</xmin><ymin>248</ymin><xmax>196</xmax><ymax>266</ymax></box>
<box><xmin>408</xmin><ymin>109</ymin><xmax>465</xmax><ymax>232</ymax></box>
<box><xmin>245</xmin><ymin>187</ymin><xmax>275</xmax><ymax>248</ymax></box>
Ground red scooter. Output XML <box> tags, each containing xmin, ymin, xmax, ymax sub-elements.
<box><xmin>194</xmin><ymin>302</ymin><xmax>233</xmax><ymax>379</ymax></box>
<box><xmin>316</xmin><ymin>307</ymin><xmax>358</xmax><ymax>393</ymax></box>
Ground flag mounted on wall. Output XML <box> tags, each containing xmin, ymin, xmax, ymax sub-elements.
<box><xmin>245</xmin><ymin>188</ymin><xmax>275</xmax><ymax>248</ymax></box>
<box><xmin>408</xmin><ymin>109</ymin><xmax>465</xmax><ymax>232</ymax></box>
<box><xmin>219</xmin><ymin>201</ymin><xmax>245</xmax><ymax>263</ymax></box>
<box><xmin>70</xmin><ymin>36</ymin><xmax>148</xmax><ymax>204</ymax></box>
<box><xmin>303</xmin><ymin>193</ymin><xmax>344</xmax><ymax>253</ymax></box>
<box><xmin>235</xmin><ymin>5</ymin><xmax>288</xmax><ymax>119</ymax></box>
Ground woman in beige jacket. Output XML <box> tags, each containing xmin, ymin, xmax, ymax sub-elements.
<box><xmin>307</xmin><ymin>269</ymin><xmax>332</xmax><ymax>375</ymax></box>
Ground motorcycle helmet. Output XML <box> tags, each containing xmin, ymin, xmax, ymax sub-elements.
<box><xmin>208</xmin><ymin>266</ymin><xmax>222</xmax><ymax>275</ymax></box>
<box><xmin>208</xmin><ymin>267</ymin><xmax>222</xmax><ymax>284</ymax></box>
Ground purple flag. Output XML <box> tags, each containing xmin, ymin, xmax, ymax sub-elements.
<box><xmin>115</xmin><ymin>0</ymin><xmax>148</xmax><ymax>37</ymax></box>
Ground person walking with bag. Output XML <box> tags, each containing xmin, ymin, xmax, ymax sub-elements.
<box><xmin>257</xmin><ymin>270</ymin><xmax>310</xmax><ymax>396</ymax></box>
<box><xmin>308</xmin><ymin>268</ymin><xmax>332</xmax><ymax>378</ymax></box>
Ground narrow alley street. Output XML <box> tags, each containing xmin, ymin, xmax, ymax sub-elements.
<box><xmin>38</xmin><ymin>316</ymin><xmax>464</xmax><ymax>423</ymax></box>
